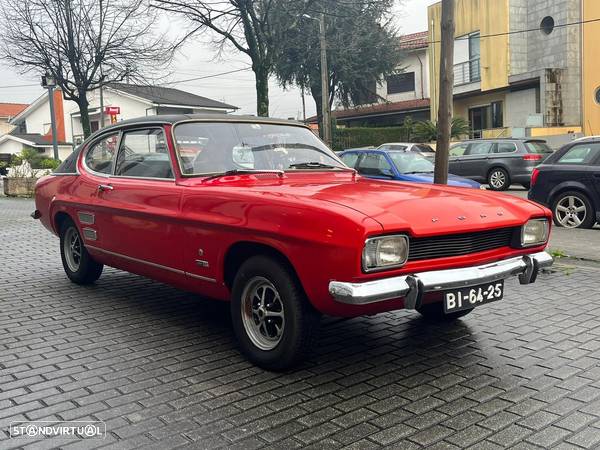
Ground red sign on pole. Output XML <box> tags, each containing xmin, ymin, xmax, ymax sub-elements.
<box><xmin>104</xmin><ymin>106</ymin><xmax>120</xmax><ymax>115</ymax></box>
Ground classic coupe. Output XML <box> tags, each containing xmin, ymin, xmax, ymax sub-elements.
<box><xmin>34</xmin><ymin>115</ymin><xmax>554</xmax><ymax>370</ymax></box>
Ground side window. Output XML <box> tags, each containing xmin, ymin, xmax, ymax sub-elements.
<box><xmin>340</xmin><ymin>152</ymin><xmax>359</xmax><ymax>168</ymax></box>
<box><xmin>356</xmin><ymin>153</ymin><xmax>394</xmax><ymax>177</ymax></box>
<box><xmin>85</xmin><ymin>133</ymin><xmax>119</xmax><ymax>175</ymax></box>
<box><xmin>115</xmin><ymin>128</ymin><xmax>173</xmax><ymax>179</ymax></box>
<box><xmin>449</xmin><ymin>144</ymin><xmax>468</xmax><ymax>157</ymax></box>
<box><xmin>556</xmin><ymin>144</ymin><xmax>600</xmax><ymax>165</ymax></box>
<box><xmin>467</xmin><ymin>142</ymin><xmax>493</xmax><ymax>155</ymax></box>
<box><xmin>494</xmin><ymin>142</ymin><xmax>517</xmax><ymax>154</ymax></box>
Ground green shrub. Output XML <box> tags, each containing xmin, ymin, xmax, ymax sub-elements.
<box><xmin>332</xmin><ymin>126</ymin><xmax>412</xmax><ymax>152</ymax></box>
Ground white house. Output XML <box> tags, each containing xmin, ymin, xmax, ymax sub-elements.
<box><xmin>0</xmin><ymin>83</ymin><xmax>238</xmax><ymax>161</ymax></box>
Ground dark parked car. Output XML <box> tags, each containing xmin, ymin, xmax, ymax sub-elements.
<box><xmin>528</xmin><ymin>139</ymin><xmax>600</xmax><ymax>228</ymax></box>
<box><xmin>448</xmin><ymin>139</ymin><xmax>553</xmax><ymax>190</ymax></box>
<box><xmin>340</xmin><ymin>148</ymin><xmax>481</xmax><ymax>188</ymax></box>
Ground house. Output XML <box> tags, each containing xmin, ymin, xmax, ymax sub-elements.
<box><xmin>0</xmin><ymin>103</ymin><xmax>28</xmax><ymax>135</ymax></box>
<box><xmin>1</xmin><ymin>83</ymin><xmax>238</xmax><ymax>160</ymax></box>
<box><xmin>427</xmin><ymin>0</ymin><xmax>599</xmax><ymax>145</ymax></box>
<box><xmin>307</xmin><ymin>31</ymin><xmax>431</xmax><ymax>128</ymax></box>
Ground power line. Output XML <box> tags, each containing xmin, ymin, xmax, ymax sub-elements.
<box><xmin>159</xmin><ymin>67</ymin><xmax>253</xmax><ymax>86</ymax></box>
<box><xmin>0</xmin><ymin>83</ymin><xmax>39</xmax><ymax>89</ymax></box>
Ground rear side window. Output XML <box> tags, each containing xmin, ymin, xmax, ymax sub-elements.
<box><xmin>467</xmin><ymin>142</ymin><xmax>493</xmax><ymax>155</ymax></box>
<box><xmin>449</xmin><ymin>144</ymin><xmax>468</xmax><ymax>157</ymax></box>
<box><xmin>494</xmin><ymin>143</ymin><xmax>517</xmax><ymax>154</ymax></box>
<box><xmin>525</xmin><ymin>141</ymin><xmax>553</xmax><ymax>153</ymax></box>
<box><xmin>115</xmin><ymin>128</ymin><xmax>173</xmax><ymax>179</ymax></box>
<box><xmin>340</xmin><ymin>152</ymin><xmax>359</xmax><ymax>168</ymax></box>
<box><xmin>85</xmin><ymin>133</ymin><xmax>119</xmax><ymax>175</ymax></box>
<box><xmin>415</xmin><ymin>145</ymin><xmax>435</xmax><ymax>153</ymax></box>
<box><xmin>556</xmin><ymin>144</ymin><xmax>600</xmax><ymax>165</ymax></box>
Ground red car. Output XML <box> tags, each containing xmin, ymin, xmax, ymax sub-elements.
<box><xmin>34</xmin><ymin>115</ymin><xmax>553</xmax><ymax>370</ymax></box>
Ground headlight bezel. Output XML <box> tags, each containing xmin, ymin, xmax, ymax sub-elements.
<box><xmin>520</xmin><ymin>218</ymin><xmax>549</xmax><ymax>247</ymax></box>
<box><xmin>362</xmin><ymin>234</ymin><xmax>410</xmax><ymax>273</ymax></box>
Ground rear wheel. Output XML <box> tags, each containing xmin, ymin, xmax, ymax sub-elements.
<box><xmin>488</xmin><ymin>168</ymin><xmax>511</xmax><ymax>191</ymax></box>
<box><xmin>230</xmin><ymin>255</ymin><xmax>321</xmax><ymax>371</ymax></box>
<box><xmin>552</xmin><ymin>191</ymin><xmax>595</xmax><ymax>229</ymax></box>
<box><xmin>59</xmin><ymin>218</ymin><xmax>103</xmax><ymax>284</ymax></box>
<box><xmin>417</xmin><ymin>302</ymin><xmax>473</xmax><ymax>322</ymax></box>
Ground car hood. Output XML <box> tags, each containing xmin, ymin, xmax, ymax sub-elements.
<box><xmin>399</xmin><ymin>172</ymin><xmax>481</xmax><ymax>189</ymax></box>
<box><xmin>189</xmin><ymin>173</ymin><xmax>547</xmax><ymax>235</ymax></box>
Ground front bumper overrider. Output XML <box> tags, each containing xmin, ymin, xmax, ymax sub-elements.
<box><xmin>329</xmin><ymin>251</ymin><xmax>554</xmax><ymax>309</ymax></box>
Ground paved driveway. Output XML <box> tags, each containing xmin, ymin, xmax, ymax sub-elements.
<box><xmin>2</xmin><ymin>198</ymin><xmax>600</xmax><ymax>449</ymax></box>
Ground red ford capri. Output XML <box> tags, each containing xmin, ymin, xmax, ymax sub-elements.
<box><xmin>33</xmin><ymin>115</ymin><xmax>553</xmax><ymax>370</ymax></box>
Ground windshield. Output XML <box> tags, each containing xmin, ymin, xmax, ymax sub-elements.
<box><xmin>525</xmin><ymin>142</ymin><xmax>553</xmax><ymax>153</ymax></box>
<box><xmin>379</xmin><ymin>144</ymin><xmax>408</xmax><ymax>151</ymax></box>
<box><xmin>173</xmin><ymin>121</ymin><xmax>345</xmax><ymax>175</ymax></box>
<box><xmin>387</xmin><ymin>151</ymin><xmax>435</xmax><ymax>174</ymax></box>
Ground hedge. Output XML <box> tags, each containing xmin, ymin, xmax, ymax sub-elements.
<box><xmin>332</xmin><ymin>126</ymin><xmax>412</xmax><ymax>152</ymax></box>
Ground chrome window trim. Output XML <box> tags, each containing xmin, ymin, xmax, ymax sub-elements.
<box><xmin>85</xmin><ymin>245</ymin><xmax>217</xmax><ymax>283</ymax></box>
<box><xmin>113</xmin><ymin>126</ymin><xmax>176</xmax><ymax>180</ymax></box>
<box><xmin>170</xmin><ymin>119</ymin><xmax>342</xmax><ymax>178</ymax></box>
<box><xmin>51</xmin><ymin>172</ymin><xmax>80</xmax><ymax>176</ymax></box>
<box><xmin>82</xmin><ymin>131</ymin><xmax>123</xmax><ymax>178</ymax></box>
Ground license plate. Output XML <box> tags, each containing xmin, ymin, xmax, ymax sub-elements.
<box><xmin>444</xmin><ymin>281</ymin><xmax>504</xmax><ymax>313</ymax></box>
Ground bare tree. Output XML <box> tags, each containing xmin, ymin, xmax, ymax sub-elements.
<box><xmin>1</xmin><ymin>0</ymin><xmax>173</xmax><ymax>138</ymax></box>
<box><xmin>152</xmin><ymin>0</ymin><xmax>310</xmax><ymax>117</ymax></box>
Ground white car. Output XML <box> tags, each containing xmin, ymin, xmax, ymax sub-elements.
<box><xmin>377</xmin><ymin>142</ymin><xmax>436</xmax><ymax>159</ymax></box>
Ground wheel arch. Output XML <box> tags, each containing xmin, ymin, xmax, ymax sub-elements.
<box><xmin>54</xmin><ymin>211</ymin><xmax>73</xmax><ymax>234</ymax></box>
<box><xmin>549</xmin><ymin>183</ymin><xmax>597</xmax><ymax>212</ymax></box>
<box><xmin>223</xmin><ymin>241</ymin><xmax>305</xmax><ymax>293</ymax></box>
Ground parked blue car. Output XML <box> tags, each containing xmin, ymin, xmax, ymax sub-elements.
<box><xmin>339</xmin><ymin>148</ymin><xmax>482</xmax><ymax>189</ymax></box>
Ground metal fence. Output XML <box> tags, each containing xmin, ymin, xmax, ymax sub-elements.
<box><xmin>454</xmin><ymin>59</ymin><xmax>481</xmax><ymax>86</ymax></box>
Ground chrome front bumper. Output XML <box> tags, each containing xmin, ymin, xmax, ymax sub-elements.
<box><xmin>329</xmin><ymin>251</ymin><xmax>554</xmax><ymax>309</ymax></box>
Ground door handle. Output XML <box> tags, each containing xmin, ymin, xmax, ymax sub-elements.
<box><xmin>98</xmin><ymin>184</ymin><xmax>113</xmax><ymax>192</ymax></box>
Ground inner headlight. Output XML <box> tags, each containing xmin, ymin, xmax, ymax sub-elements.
<box><xmin>521</xmin><ymin>218</ymin><xmax>549</xmax><ymax>247</ymax></box>
<box><xmin>362</xmin><ymin>235</ymin><xmax>409</xmax><ymax>272</ymax></box>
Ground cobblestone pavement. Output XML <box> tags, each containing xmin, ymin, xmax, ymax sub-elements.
<box><xmin>2</xmin><ymin>197</ymin><xmax>600</xmax><ymax>449</ymax></box>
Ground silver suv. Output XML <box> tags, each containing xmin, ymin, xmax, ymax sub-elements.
<box><xmin>448</xmin><ymin>139</ymin><xmax>553</xmax><ymax>190</ymax></box>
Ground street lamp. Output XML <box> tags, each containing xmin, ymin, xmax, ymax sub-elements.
<box><xmin>302</xmin><ymin>13</ymin><xmax>332</xmax><ymax>147</ymax></box>
<box><xmin>41</xmin><ymin>72</ymin><xmax>59</xmax><ymax>160</ymax></box>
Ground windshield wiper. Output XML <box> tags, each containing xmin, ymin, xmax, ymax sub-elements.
<box><xmin>403</xmin><ymin>170</ymin><xmax>434</xmax><ymax>174</ymax></box>
<box><xmin>288</xmin><ymin>162</ymin><xmax>355</xmax><ymax>172</ymax></box>
<box><xmin>202</xmin><ymin>169</ymin><xmax>284</xmax><ymax>182</ymax></box>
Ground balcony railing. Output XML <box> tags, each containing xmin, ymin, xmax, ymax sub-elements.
<box><xmin>454</xmin><ymin>59</ymin><xmax>481</xmax><ymax>86</ymax></box>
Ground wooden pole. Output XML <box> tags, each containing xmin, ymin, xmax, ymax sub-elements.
<box><xmin>434</xmin><ymin>0</ymin><xmax>455</xmax><ymax>185</ymax></box>
<box><xmin>319</xmin><ymin>13</ymin><xmax>332</xmax><ymax>147</ymax></box>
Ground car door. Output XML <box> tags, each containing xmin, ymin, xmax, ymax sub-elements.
<box><xmin>93</xmin><ymin>126</ymin><xmax>184</xmax><ymax>275</ymax></box>
<box><xmin>355</xmin><ymin>152</ymin><xmax>396</xmax><ymax>180</ymax></box>
<box><xmin>459</xmin><ymin>141</ymin><xmax>494</xmax><ymax>181</ymax></box>
<box><xmin>448</xmin><ymin>143</ymin><xmax>469</xmax><ymax>175</ymax></box>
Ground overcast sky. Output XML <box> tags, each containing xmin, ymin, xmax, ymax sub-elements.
<box><xmin>0</xmin><ymin>0</ymin><xmax>437</xmax><ymax>119</ymax></box>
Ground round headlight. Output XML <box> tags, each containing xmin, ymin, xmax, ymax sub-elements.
<box><xmin>362</xmin><ymin>235</ymin><xmax>409</xmax><ymax>272</ymax></box>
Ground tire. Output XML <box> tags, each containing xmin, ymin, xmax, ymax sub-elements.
<box><xmin>487</xmin><ymin>167</ymin><xmax>511</xmax><ymax>191</ymax></box>
<box><xmin>230</xmin><ymin>255</ymin><xmax>321</xmax><ymax>371</ymax></box>
<box><xmin>416</xmin><ymin>302</ymin><xmax>473</xmax><ymax>323</ymax></box>
<box><xmin>59</xmin><ymin>218</ymin><xmax>103</xmax><ymax>284</ymax></box>
<box><xmin>552</xmin><ymin>191</ymin><xmax>595</xmax><ymax>229</ymax></box>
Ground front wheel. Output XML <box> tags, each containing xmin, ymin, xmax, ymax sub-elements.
<box><xmin>488</xmin><ymin>168</ymin><xmax>511</xmax><ymax>191</ymax></box>
<box><xmin>417</xmin><ymin>302</ymin><xmax>473</xmax><ymax>323</ymax></box>
<box><xmin>59</xmin><ymin>218</ymin><xmax>103</xmax><ymax>284</ymax></box>
<box><xmin>230</xmin><ymin>255</ymin><xmax>321</xmax><ymax>371</ymax></box>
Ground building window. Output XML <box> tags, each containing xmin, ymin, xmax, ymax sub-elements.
<box><xmin>491</xmin><ymin>101</ymin><xmax>503</xmax><ymax>128</ymax></box>
<box><xmin>386</xmin><ymin>73</ymin><xmax>415</xmax><ymax>95</ymax></box>
<box><xmin>540</xmin><ymin>16</ymin><xmax>555</xmax><ymax>35</ymax></box>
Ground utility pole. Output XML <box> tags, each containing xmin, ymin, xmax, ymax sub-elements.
<box><xmin>41</xmin><ymin>73</ymin><xmax>59</xmax><ymax>160</ymax></box>
<box><xmin>319</xmin><ymin>13</ymin><xmax>332</xmax><ymax>147</ymax></box>
<box><xmin>301</xmin><ymin>86</ymin><xmax>307</xmax><ymax>122</ymax></box>
<box><xmin>434</xmin><ymin>0</ymin><xmax>455</xmax><ymax>185</ymax></box>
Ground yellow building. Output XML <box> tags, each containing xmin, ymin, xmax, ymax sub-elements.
<box><xmin>428</xmin><ymin>0</ymin><xmax>600</xmax><ymax>144</ymax></box>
